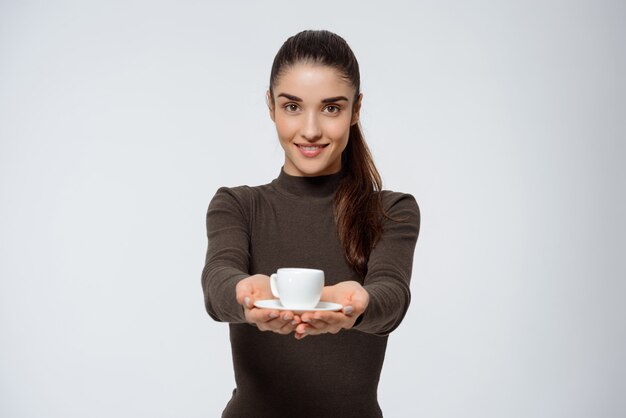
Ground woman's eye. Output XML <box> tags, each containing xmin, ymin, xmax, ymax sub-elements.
<box><xmin>284</xmin><ymin>104</ymin><xmax>299</xmax><ymax>112</ymax></box>
<box><xmin>324</xmin><ymin>105</ymin><xmax>340</xmax><ymax>114</ymax></box>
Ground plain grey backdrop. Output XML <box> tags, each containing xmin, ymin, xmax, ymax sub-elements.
<box><xmin>1</xmin><ymin>1</ymin><xmax>624</xmax><ymax>417</ymax></box>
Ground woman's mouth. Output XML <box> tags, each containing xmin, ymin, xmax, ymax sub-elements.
<box><xmin>296</xmin><ymin>144</ymin><xmax>328</xmax><ymax>158</ymax></box>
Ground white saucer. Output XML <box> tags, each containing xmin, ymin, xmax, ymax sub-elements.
<box><xmin>254</xmin><ymin>299</ymin><xmax>342</xmax><ymax>313</ymax></box>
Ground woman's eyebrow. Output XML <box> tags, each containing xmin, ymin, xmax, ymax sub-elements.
<box><xmin>277</xmin><ymin>93</ymin><xmax>349</xmax><ymax>103</ymax></box>
<box><xmin>321</xmin><ymin>96</ymin><xmax>349</xmax><ymax>103</ymax></box>
<box><xmin>277</xmin><ymin>93</ymin><xmax>302</xmax><ymax>101</ymax></box>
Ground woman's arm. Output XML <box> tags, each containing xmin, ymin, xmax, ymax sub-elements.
<box><xmin>296</xmin><ymin>192</ymin><xmax>420</xmax><ymax>338</ymax></box>
<box><xmin>201</xmin><ymin>187</ymin><xmax>301</xmax><ymax>333</ymax></box>
<box><xmin>201</xmin><ymin>187</ymin><xmax>252</xmax><ymax>323</ymax></box>
<box><xmin>353</xmin><ymin>192</ymin><xmax>420</xmax><ymax>336</ymax></box>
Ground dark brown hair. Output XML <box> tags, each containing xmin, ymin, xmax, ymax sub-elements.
<box><xmin>268</xmin><ymin>29</ymin><xmax>384</xmax><ymax>277</ymax></box>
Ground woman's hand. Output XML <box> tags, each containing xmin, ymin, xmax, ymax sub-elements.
<box><xmin>235</xmin><ymin>274</ymin><xmax>300</xmax><ymax>335</ymax></box>
<box><xmin>295</xmin><ymin>281</ymin><xmax>369</xmax><ymax>340</ymax></box>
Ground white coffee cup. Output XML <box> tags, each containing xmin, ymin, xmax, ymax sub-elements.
<box><xmin>270</xmin><ymin>268</ymin><xmax>324</xmax><ymax>309</ymax></box>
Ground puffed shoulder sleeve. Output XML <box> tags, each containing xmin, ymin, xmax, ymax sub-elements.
<box><xmin>201</xmin><ymin>186</ymin><xmax>251</xmax><ymax>323</ymax></box>
<box><xmin>352</xmin><ymin>192</ymin><xmax>421</xmax><ymax>336</ymax></box>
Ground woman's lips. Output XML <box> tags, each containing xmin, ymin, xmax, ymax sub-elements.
<box><xmin>296</xmin><ymin>144</ymin><xmax>328</xmax><ymax>158</ymax></box>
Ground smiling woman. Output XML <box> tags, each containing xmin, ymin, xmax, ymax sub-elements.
<box><xmin>267</xmin><ymin>64</ymin><xmax>360</xmax><ymax>177</ymax></box>
<box><xmin>201</xmin><ymin>29</ymin><xmax>421</xmax><ymax>418</ymax></box>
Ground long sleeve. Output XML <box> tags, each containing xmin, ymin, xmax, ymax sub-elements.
<box><xmin>352</xmin><ymin>192</ymin><xmax>421</xmax><ymax>336</ymax></box>
<box><xmin>201</xmin><ymin>187</ymin><xmax>251</xmax><ymax>323</ymax></box>
<box><xmin>203</xmin><ymin>170</ymin><xmax>418</xmax><ymax>416</ymax></box>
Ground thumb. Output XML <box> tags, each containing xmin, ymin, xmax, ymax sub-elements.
<box><xmin>235</xmin><ymin>280</ymin><xmax>253</xmax><ymax>308</ymax></box>
<box><xmin>343</xmin><ymin>287</ymin><xmax>369</xmax><ymax>316</ymax></box>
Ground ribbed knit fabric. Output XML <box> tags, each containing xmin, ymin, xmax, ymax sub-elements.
<box><xmin>201</xmin><ymin>167</ymin><xmax>420</xmax><ymax>418</ymax></box>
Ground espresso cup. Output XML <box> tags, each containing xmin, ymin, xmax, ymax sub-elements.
<box><xmin>270</xmin><ymin>268</ymin><xmax>324</xmax><ymax>309</ymax></box>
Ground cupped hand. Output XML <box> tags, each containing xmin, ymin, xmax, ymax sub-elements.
<box><xmin>235</xmin><ymin>274</ymin><xmax>300</xmax><ymax>335</ymax></box>
<box><xmin>295</xmin><ymin>281</ymin><xmax>369</xmax><ymax>340</ymax></box>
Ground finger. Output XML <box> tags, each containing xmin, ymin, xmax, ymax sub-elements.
<box><xmin>301</xmin><ymin>311</ymin><xmax>333</xmax><ymax>323</ymax></box>
<box><xmin>349</xmin><ymin>289</ymin><xmax>370</xmax><ymax>313</ymax></box>
<box><xmin>299</xmin><ymin>323</ymin><xmax>325</xmax><ymax>336</ymax></box>
<box><xmin>303</xmin><ymin>316</ymin><xmax>328</xmax><ymax>330</ymax></box>
<box><xmin>260</xmin><ymin>316</ymin><xmax>292</xmax><ymax>334</ymax></box>
<box><xmin>308</xmin><ymin>320</ymin><xmax>345</xmax><ymax>335</ymax></box>
<box><xmin>300</xmin><ymin>312</ymin><xmax>313</xmax><ymax>323</ymax></box>
<box><xmin>295</xmin><ymin>323</ymin><xmax>312</xmax><ymax>335</ymax></box>
<box><xmin>306</xmin><ymin>313</ymin><xmax>356</xmax><ymax>334</ymax></box>
<box><xmin>245</xmin><ymin>308</ymin><xmax>262</xmax><ymax>324</ymax></box>
<box><xmin>267</xmin><ymin>310</ymin><xmax>281</xmax><ymax>321</ymax></box>
<box><xmin>342</xmin><ymin>299</ymin><xmax>367</xmax><ymax>317</ymax></box>
<box><xmin>274</xmin><ymin>311</ymin><xmax>296</xmax><ymax>329</ymax></box>
<box><xmin>295</xmin><ymin>321</ymin><xmax>332</xmax><ymax>335</ymax></box>
<box><xmin>258</xmin><ymin>310</ymin><xmax>296</xmax><ymax>334</ymax></box>
<box><xmin>277</xmin><ymin>317</ymin><xmax>298</xmax><ymax>334</ymax></box>
<box><xmin>303</xmin><ymin>311</ymin><xmax>343</xmax><ymax>325</ymax></box>
<box><xmin>235</xmin><ymin>282</ymin><xmax>253</xmax><ymax>307</ymax></box>
<box><xmin>295</xmin><ymin>321</ymin><xmax>313</xmax><ymax>338</ymax></box>
<box><xmin>278</xmin><ymin>310</ymin><xmax>295</xmax><ymax>322</ymax></box>
<box><xmin>248</xmin><ymin>309</ymin><xmax>279</xmax><ymax>324</ymax></box>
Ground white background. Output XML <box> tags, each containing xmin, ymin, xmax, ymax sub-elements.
<box><xmin>1</xmin><ymin>1</ymin><xmax>624</xmax><ymax>417</ymax></box>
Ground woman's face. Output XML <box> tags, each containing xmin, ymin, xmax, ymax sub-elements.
<box><xmin>268</xmin><ymin>62</ymin><xmax>362</xmax><ymax>177</ymax></box>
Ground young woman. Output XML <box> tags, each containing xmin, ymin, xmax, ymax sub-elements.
<box><xmin>202</xmin><ymin>29</ymin><xmax>420</xmax><ymax>418</ymax></box>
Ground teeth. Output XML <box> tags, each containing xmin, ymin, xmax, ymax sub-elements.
<box><xmin>298</xmin><ymin>145</ymin><xmax>326</xmax><ymax>151</ymax></box>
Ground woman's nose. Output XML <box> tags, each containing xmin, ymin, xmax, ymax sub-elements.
<box><xmin>300</xmin><ymin>112</ymin><xmax>322</xmax><ymax>141</ymax></box>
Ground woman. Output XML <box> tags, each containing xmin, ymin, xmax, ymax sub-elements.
<box><xmin>201</xmin><ymin>29</ymin><xmax>420</xmax><ymax>418</ymax></box>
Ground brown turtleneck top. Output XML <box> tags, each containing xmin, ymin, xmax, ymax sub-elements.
<box><xmin>201</xmin><ymin>167</ymin><xmax>420</xmax><ymax>418</ymax></box>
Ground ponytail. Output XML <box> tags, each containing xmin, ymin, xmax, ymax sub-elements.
<box><xmin>333</xmin><ymin>122</ymin><xmax>384</xmax><ymax>276</ymax></box>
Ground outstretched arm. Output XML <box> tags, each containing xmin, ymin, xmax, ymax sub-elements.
<box><xmin>201</xmin><ymin>187</ymin><xmax>299</xmax><ymax>333</ymax></box>
<box><xmin>201</xmin><ymin>187</ymin><xmax>251</xmax><ymax>323</ymax></box>
<box><xmin>295</xmin><ymin>192</ymin><xmax>420</xmax><ymax>338</ymax></box>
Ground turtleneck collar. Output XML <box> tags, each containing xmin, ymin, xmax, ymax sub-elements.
<box><xmin>271</xmin><ymin>166</ymin><xmax>347</xmax><ymax>199</ymax></box>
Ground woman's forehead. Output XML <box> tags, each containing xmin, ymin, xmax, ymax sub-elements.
<box><xmin>274</xmin><ymin>63</ymin><xmax>354</xmax><ymax>100</ymax></box>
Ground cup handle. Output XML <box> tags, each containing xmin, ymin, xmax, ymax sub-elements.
<box><xmin>269</xmin><ymin>273</ymin><xmax>279</xmax><ymax>298</ymax></box>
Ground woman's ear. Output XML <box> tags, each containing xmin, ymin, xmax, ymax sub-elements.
<box><xmin>351</xmin><ymin>93</ymin><xmax>363</xmax><ymax>126</ymax></box>
<box><xmin>266</xmin><ymin>90</ymin><xmax>275</xmax><ymax>122</ymax></box>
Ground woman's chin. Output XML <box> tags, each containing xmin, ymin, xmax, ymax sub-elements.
<box><xmin>285</xmin><ymin>157</ymin><xmax>344</xmax><ymax>177</ymax></box>
<box><xmin>292</xmin><ymin>164</ymin><xmax>336</xmax><ymax>177</ymax></box>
